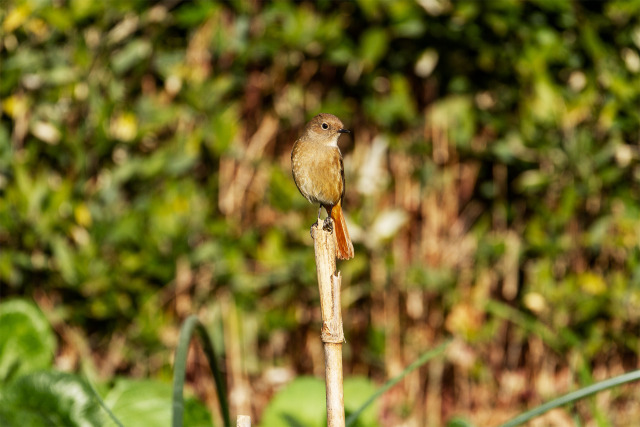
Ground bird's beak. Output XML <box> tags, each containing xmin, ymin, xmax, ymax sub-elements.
<box><xmin>338</xmin><ymin>128</ymin><xmax>351</xmax><ymax>134</ymax></box>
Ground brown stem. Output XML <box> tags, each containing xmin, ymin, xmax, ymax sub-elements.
<box><xmin>311</xmin><ymin>219</ymin><xmax>345</xmax><ymax>427</ymax></box>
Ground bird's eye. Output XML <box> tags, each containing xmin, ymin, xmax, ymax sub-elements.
<box><xmin>321</xmin><ymin>123</ymin><xmax>329</xmax><ymax>130</ymax></box>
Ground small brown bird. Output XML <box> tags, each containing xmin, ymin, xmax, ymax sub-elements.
<box><xmin>291</xmin><ymin>113</ymin><xmax>354</xmax><ymax>260</ymax></box>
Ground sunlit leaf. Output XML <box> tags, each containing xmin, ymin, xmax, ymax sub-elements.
<box><xmin>103</xmin><ymin>378</ymin><xmax>211</xmax><ymax>427</ymax></box>
<box><xmin>0</xmin><ymin>371</ymin><xmax>103</xmax><ymax>427</ymax></box>
<box><xmin>0</xmin><ymin>299</ymin><xmax>56</xmax><ymax>382</ymax></box>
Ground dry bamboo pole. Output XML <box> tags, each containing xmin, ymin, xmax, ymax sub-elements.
<box><xmin>311</xmin><ymin>219</ymin><xmax>346</xmax><ymax>427</ymax></box>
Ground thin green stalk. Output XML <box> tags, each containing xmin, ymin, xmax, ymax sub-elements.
<box><xmin>499</xmin><ymin>369</ymin><xmax>640</xmax><ymax>427</ymax></box>
<box><xmin>85</xmin><ymin>373</ymin><xmax>125</xmax><ymax>427</ymax></box>
<box><xmin>486</xmin><ymin>299</ymin><xmax>614</xmax><ymax>425</ymax></box>
<box><xmin>172</xmin><ymin>314</ymin><xmax>230</xmax><ymax>427</ymax></box>
<box><xmin>345</xmin><ymin>340</ymin><xmax>451</xmax><ymax>427</ymax></box>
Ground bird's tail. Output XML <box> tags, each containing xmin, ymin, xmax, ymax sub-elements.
<box><xmin>330</xmin><ymin>203</ymin><xmax>354</xmax><ymax>260</ymax></box>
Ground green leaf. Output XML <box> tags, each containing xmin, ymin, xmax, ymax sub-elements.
<box><xmin>105</xmin><ymin>379</ymin><xmax>173</xmax><ymax>426</ymax></box>
<box><xmin>260</xmin><ymin>375</ymin><xmax>389</xmax><ymax>426</ymax></box>
<box><xmin>0</xmin><ymin>299</ymin><xmax>56</xmax><ymax>382</ymax></box>
<box><xmin>111</xmin><ymin>40</ymin><xmax>153</xmax><ymax>75</ymax></box>
<box><xmin>360</xmin><ymin>28</ymin><xmax>388</xmax><ymax>70</ymax></box>
<box><xmin>104</xmin><ymin>378</ymin><xmax>212</xmax><ymax>427</ymax></box>
<box><xmin>0</xmin><ymin>371</ymin><xmax>103</xmax><ymax>427</ymax></box>
<box><xmin>260</xmin><ymin>377</ymin><xmax>326</xmax><ymax>427</ymax></box>
<box><xmin>52</xmin><ymin>236</ymin><xmax>78</xmax><ymax>285</ymax></box>
<box><xmin>344</xmin><ymin>377</ymin><xmax>379</xmax><ymax>427</ymax></box>
<box><xmin>514</xmin><ymin>170</ymin><xmax>550</xmax><ymax>194</ymax></box>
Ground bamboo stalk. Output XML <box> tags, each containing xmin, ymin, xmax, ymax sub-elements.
<box><xmin>311</xmin><ymin>219</ymin><xmax>345</xmax><ymax>427</ymax></box>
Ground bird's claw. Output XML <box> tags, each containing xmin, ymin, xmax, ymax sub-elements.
<box><xmin>323</xmin><ymin>218</ymin><xmax>334</xmax><ymax>233</ymax></box>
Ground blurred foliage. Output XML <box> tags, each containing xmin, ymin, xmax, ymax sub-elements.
<box><xmin>0</xmin><ymin>298</ymin><xmax>212</xmax><ymax>426</ymax></box>
<box><xmin>0</xmin><ymin>298</ymin><xmax>56</xmax><ymax>381</ymax></box>
<box><xmin>260</xmin><ymin>376</ymin><xmax>378</xmax><ymax>427</ymax></box>
<box><xmin>0</xmin><ymin>370</ymin><xmax>103</xmax><ymax>427</ymax></box>
<box><xmin>104</xmin><ymin>378</ymin><xmax>213</xmax><ymax>427</ymax></box>
<box><xmin>2</xmin><ymin>0</ymin><xmax>640</xmax><ymax>424</ymax></box>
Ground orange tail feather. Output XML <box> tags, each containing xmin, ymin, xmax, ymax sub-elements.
<box><xmin>330</xmin><ymin>203</ymin><xmax>354</xmax><ymax>260</ymax></box>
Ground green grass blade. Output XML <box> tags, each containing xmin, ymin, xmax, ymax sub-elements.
<box><xmin>499</xmin><ymin>369</ymin><xmax>640</xmax><ymax>427</ymax></box>
<box><xmin>172</xmin><ymin>315</ymin><xmax>196</xmax><ymax>427</ymax></box>
<box><xmin>172</xmin><ymin>314</ymin><xmax>230</xmax><ymax>427</ymax></box>
<box><xmin>484</xmin><ymin>300</ymin><xmax>567</xmax><ymax>352</ymax></box>
<box><xmin>345</xmin><ymin>340</ymin><xmax>451</xmax><ymax>427</ymax></box>
<box><xmin>195</xmin><ymin>318</ymin><xmax>231</xmax><ymax>427</ymax></box>
<box><xmin>84</xmin><ymin>374</ymin><xmax>125</xmax><ymax>427</ymax></box>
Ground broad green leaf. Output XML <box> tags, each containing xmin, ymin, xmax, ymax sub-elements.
<box><xmin>0</xmin><ymin>299</ymin><xmax>56</xmax><ymax>382</ymax></box>
<box><xmin>0</xmin><ymin>371</ymin><xmax>103</xmax><ymax>427</ymax></box>
<box><xmin>103</xmin><ymin>378</ymin><xmax>212</xmax><ymax>427</ymax></box>
<box><xmin>260</xmin><ymin>376</ymin><xmax>380</xmax><ymax>427</ymax></box>
<box><xmin>260</xmin><ymin>377</ymin><xmax>326</xmax><ymax>427</ymax></box>
<box><xmin>344</xmin><ymin>377</ymin><xmax>379</xmax><ymax>427</ymax></box>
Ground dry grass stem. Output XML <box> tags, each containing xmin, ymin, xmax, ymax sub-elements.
<box><xmin>312</xmin><ymin>219</ymin><xmax>345</xmax><ymax>427</ymax></box>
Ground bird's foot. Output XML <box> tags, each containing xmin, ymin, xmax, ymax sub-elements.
<box><xmin>323</xmin><ymin>217</ymin><xmax>334</xmax><ymax>233</ymax></box>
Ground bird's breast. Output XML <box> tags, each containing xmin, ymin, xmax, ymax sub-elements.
<box><xmin>291</xmin><ymin>140</ymin><xmax>343</xmax><ymax>206</ymax></box>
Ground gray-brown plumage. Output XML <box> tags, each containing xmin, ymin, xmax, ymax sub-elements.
<box><xmin>291</xmin><ymin>113</ymin><xmax>354</xmax><ymax>260</ymax></box>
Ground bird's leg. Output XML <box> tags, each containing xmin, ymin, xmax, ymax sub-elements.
<box><xmin>311</xmin><ymin>206</ymin><xmax>324</xmax><ymax>237</ymax></box>
<box><xmin>323</xmin><ymin>206</ymin><xmax>334</xmax><ymax>233</ymax></box>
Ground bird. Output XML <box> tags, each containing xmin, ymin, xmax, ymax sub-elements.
<box><xmin>291</xmin><ymin>113</ymin><xmax>354</xmax><ymax>260</ymax></box>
